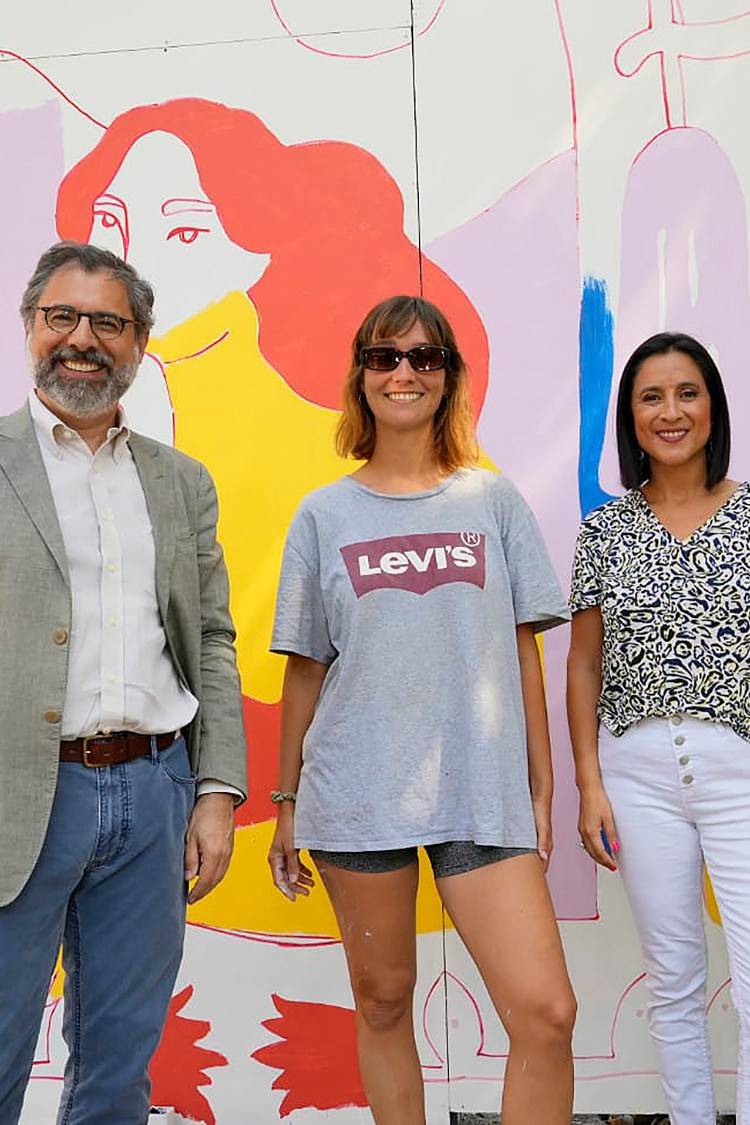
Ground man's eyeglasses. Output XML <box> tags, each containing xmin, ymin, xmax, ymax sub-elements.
<box><xmin>360</xmin><ymin>345</ymin><xmax>451</xmax><ymax>373</ymax></box>
<box><xmin>36</xmin><ymin>305</ymin><xmax>136</xmax><ymax>341</ymax></box>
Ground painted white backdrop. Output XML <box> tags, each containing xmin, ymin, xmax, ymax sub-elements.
<box><xmin>3</xmin><ymin>1</ymin><xmax>748</xmax><ymax>1119</ymax></box>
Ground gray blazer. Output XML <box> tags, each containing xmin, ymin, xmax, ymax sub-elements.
<box><xmin>0</xmin><ymin>404</ymin><xmax>247</xmax><ymax>906</ymax></box>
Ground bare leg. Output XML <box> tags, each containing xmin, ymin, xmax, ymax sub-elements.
<box><xmin>437</xmin><ymin>854</ymin><xmax>575</xmax><ymax>1125</ymax></box>
<box><xmin>315</xmin><ymin>858</ymin><xmax>424</xmax><ymax>1125</ymax></box>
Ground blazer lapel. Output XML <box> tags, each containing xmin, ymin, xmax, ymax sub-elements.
<box><xmin>128</xmin><ymin>432</ymin><xmax>176</xmax><ymax>619</ymax></box>
<box><xmin>0</xmin><ymin>406</ymin><xmax>69</xmax><ymax>584</ymax></box>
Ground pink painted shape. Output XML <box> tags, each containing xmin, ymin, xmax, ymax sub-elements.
<box><xmin>0</xmin><ymin>100</ymin><xmax>65</xmax><ymax>415</ymax></box>
<box><xmin>599</xmin><ymin>126</ymin><xmax>750</xmax><ymax>493</ymax></box>
<box><xmin>427</xmin><ymin>150</ymin><xmax>596</xmax><ymax>918</ymax></box>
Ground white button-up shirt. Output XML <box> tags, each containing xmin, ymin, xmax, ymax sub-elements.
<box><xmin>30</xmin><ymin>392</ymin><xmax>242</xmax><ymax>800</ymax></box>
<box><xmin>30</xmin><ymin>390</ymin><xmax>200</xmax><ymax>739</ymax></box>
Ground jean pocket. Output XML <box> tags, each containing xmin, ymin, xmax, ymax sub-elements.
<box><xmin>157</xmin><ymin>737</ymin><xmax>197</xmax><ymax>786</ymax></box>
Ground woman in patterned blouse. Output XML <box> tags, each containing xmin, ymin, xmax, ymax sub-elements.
<box><xmin>567</xmin><ymin>331</ymin><xmax>749</xmax><ymax>1125</ymax></box>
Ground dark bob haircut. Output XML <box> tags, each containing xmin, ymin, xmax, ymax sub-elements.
<box><xmin>616</xmin><ymin>332</ymin><xmax>731</xmax><ymax>490</ymax></box>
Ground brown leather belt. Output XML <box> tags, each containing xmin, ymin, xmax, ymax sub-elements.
<box><xmin>60</xmin><ymin>730</ymin><xmax>178</xmax><ymax>768</ymax></box>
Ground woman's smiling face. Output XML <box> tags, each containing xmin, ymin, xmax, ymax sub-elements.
<box><xmin>361</xmin><ymin>320</ymin><xmax>447</xmax><ymax>438</ymax></box>
<box><xmin>631</xmin><ymin>350</ymin><xmax>712</xmax><ymax>474</ymax></box>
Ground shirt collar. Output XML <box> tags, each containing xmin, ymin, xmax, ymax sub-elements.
<box><xmin>29</xmin><ymin>390</ymin><xmax>131</xmax><ymax>462</ymax></box>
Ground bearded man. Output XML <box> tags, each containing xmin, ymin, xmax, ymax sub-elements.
<box><xmin>0</xmin><ymin>241</ymin><xmax>247</xmax><ymax>1124</ymax></box>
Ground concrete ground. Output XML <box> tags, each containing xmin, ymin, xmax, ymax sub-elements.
<box><xmin>451</xmin><ymin>1116</ymin><xmax>737</xmax><ymax>1123</ymax></box>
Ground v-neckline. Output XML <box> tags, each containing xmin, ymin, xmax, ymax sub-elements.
<box><xmin>635</xmin><ymin>481</ymin><xmax>746</xmax><ymax>544</ymax></box>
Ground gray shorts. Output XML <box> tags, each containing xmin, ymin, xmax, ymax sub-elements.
<box><xmin>309</xmin><ymin>840</ymin><xmax>535</xmax><ymax>880</ymax></box>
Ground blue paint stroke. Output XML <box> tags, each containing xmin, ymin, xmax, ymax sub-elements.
<box><xmin>578</xmin><ymin>276</ymin><xmax>616</xmax><ymax>516</ymax></box>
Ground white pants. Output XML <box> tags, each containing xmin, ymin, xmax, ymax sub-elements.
<box><xmin>599</xmin><ymin>715</ymin><xmax>750</xmax><ymax>1125</ymax></box>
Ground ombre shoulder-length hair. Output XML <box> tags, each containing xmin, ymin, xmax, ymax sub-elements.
<box><xmin>335</xmin><ymin>295</ymin><xmax>479</xmax><ymax>473</ymax></box>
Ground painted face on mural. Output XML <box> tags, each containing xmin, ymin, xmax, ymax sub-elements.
<box><xmin>89</xmin><ymin>132</ymin><xmax>270</xmax><ymax>335</ymax></box>
<box><xmin>362</xmin><ymin>320</ymin><xmax>447</xmax><ymax>437</ymax></box>
<box><xmin>27</xmin><ymin>265</ymin><xmax>143</xmax><ymax>417</ymax></box>
<box><xmin>631</xmin><ymin>351</ymin><xmax>712</xmax><ymax>473</ymax></box>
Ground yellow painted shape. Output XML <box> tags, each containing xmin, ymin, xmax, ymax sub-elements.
<box><xmin>188</xmin><ymin>821</ymin><xmax>447</xmax><ymax>937</ymax></box>
<box><xmin>49</xmin><ymin>949</ymin><xmax>64</xmax><ymax>999</ymax></box>
<box><xmin>704</xmin><ymin>866</ymin><xmax>722</xmax><ymax>926</ymax></box>
<box><xmin>150</xmin><ymin>293</ymin><xmax>350</xmax><ymax>705</ymax></box>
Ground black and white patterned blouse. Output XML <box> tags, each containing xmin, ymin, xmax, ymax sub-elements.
<box><xmin>570</xmin><ymin>482</ymin><xmax>750</xmax><ymax>739</ymax></box>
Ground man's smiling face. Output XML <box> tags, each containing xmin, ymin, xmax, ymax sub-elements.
<box><xmin>27</xmin><ymin>264</ymin><xmax>145</xmax><ymax>418</ymax></box>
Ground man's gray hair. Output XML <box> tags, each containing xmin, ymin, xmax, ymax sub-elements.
<box><xmin>20</xmin><ymin>241</ymin><xmax>155</xmax><ymax>337</ymax></box>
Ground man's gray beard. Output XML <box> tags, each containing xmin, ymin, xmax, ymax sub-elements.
<box><xmin>33</xmin><ymin>353</ymin><xmax>140</xmax><ymax>417</ymax></box>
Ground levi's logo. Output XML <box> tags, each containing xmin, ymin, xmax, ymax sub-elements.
<box><xmin>340</xmin><ymin>532</ymin><xmax>486</xmax><ymax>598</ymax></box>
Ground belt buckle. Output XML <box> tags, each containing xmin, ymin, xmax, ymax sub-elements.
<box><xmin>81</xmin><ymin>733</ymin><xmax>101</xmax><ymax>769</ymax></box>
<box><xmin>82</xmin><ymin>733</ymin><xmax>124</xmax><ymax>769</ymax></box>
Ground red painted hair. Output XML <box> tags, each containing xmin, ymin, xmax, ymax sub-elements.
<box><xmin>56</xmin><ymin>98</ymin><xmax>488</xmax><ymax>412</ymax></box>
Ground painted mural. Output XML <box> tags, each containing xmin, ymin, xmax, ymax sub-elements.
<box><xmin>4</xmin><ymin>0</ymin><xmax>750</xmax><ymax>1118</ymax></box>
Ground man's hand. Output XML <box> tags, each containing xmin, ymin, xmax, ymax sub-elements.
<box><xmin>184</xmin><ymin>793</ymin><xmax>235</xmax><ymax>904</ymax></box>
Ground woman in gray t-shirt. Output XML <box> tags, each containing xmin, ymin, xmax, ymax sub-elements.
<box><xmin>268</xmin><ymin>295</ymin><xmax>575</xmax><ymax>1124</ymax></box>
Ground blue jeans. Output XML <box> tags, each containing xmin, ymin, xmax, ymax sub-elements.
<box><xmin>0</xmin><ymin>735</ymin><xmax>195</xmax><ymax>1125</ymax></box>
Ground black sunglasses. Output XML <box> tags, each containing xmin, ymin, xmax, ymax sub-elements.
<box><xmin>360</xmin><ymin>345</ymin><xmax>451</xmax><ymax>373</ymax></box>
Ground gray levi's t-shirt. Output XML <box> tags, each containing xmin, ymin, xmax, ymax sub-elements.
<box><xmin>271</xmin><ymin>468</ymin><xmax>570</xmax><ymax>852</ymax></box>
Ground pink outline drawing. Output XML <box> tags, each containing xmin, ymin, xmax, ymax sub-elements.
<box><xmin>158</xmin><ymin>331</ymin><xmax>230</xmax><ymax>366</ymax></box>
<box><xmin>0</xmin><ymin>50</ymin><xmax>104</xmax><ymax>129</ymax></box>
<box><xmin>188</xmin><ymin>921</ymin><xmax>341</xmax><ymax>949</ymax></box>
<box><xmin>433</xmin><ymin>968</ymin><xmax>739</xmax><ymax>1082</ymax></box>
<box><xmin>552</xmin><ymin>0</ymin><xmax>581</xmax><ymax>229</ymax></box>
<box><xmin>161</xmin><ymin>197</ymin><xmax>215</xmax><ymax>216</ymax></box>
<box><xmin>93</xmin><ymin>192</ymin><xmax>129</xmax><ymax>257</ymax></box>
<box><xmin>707</xmin><ymin>976</ymin><xmax>734</xmax><ymax>1017</ymax></box>
<box><xmin>552</xmin><ymin>0</ymin><xmax>579</xmax><ymax>156</ymax></box>
<box><xmin>615</xmin><ymin>0</ymin><xmax>750</xmax><ymax>129</ymax></box>
<box><xmin>33</xmin><ymin>998</ymin><xmax>62</xmax><ymax>1071</ymax></box>
<box><xmin>268</xmin><ymin>0</ymin><xmax>446</xmax><ymax>59</ymax></box>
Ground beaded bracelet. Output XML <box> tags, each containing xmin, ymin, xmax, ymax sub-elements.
<box><xmin>270</xmin><ymin>790</ymin><xmax>297</xmax><ymax>804</ymax></box>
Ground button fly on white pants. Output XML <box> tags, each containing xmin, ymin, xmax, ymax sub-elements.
<box><xmin>599</xmin><ymin>716</ymin><xmax>750</xmax><ymax>1125</ymax></box>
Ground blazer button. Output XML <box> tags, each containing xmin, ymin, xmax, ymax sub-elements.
<box><xmin>44</xmin><ymin>709</ymin><xmax>61</xmax><ymax>723</ymax></box>
<box><xmin>53</xmin><ymin>628</ymin><xmax>69</xmax><ymax>645</ymax></box>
